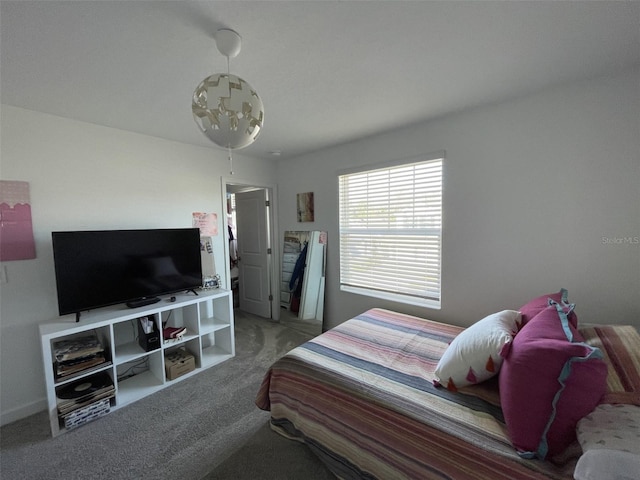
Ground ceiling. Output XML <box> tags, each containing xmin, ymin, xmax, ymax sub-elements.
<box><xmin>2</xmin><ymin>1</ymin><xmax>639</xmax><ymax>161</ymax></box>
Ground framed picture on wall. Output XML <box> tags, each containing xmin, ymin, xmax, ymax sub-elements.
<box><xmin>297</xmin><ymin>192</ymin><xmax>314</xmax><ymax>222</ymax></box>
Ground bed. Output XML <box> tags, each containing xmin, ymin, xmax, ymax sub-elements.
<box><xmin>255</xmin><ymin>307</ymin><xmax>640</xmax><ymax>480</ymax></box>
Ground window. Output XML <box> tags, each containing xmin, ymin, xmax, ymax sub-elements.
<box><xmin>338</xmin><ymin>154</ymin><xmax>443</xmax><ymax>308</ymax></box>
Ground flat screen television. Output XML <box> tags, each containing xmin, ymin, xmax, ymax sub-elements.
<box><xmin>52</xmin><ymin>228</ymin><xmax>203</xmax><ymax>319</ymax></box>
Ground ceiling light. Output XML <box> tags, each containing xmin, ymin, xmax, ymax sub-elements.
<box><xmin>192</xmin><ymin>29</ymin><xmax>264</xmax><ymax>174</ymax></box>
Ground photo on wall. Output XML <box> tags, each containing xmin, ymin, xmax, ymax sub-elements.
<box><xmin>297</xmin><ymin>192</ymin><xmax>314</xmax><ymax>222</ymax></box>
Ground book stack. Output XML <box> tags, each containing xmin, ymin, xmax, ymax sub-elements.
<box><xmin>53</xmin><ymin>332</ymin><xmax>108</xmax><ymax>379</ymax></box>
<box><xmin>163</xmin><ymin>326</ymin><xmax>186</xmax><ymax>344</ymax></box>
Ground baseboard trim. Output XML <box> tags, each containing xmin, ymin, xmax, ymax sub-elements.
<box><xmin>1</xmin><ymin>398</ymin><xmax>47</xmax><ymax>427</ymax></box>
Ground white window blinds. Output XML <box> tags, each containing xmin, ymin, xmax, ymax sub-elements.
<box><xmin>338</xmin><ymin>156</ymin><xmax>443</xmax><ymax>308</ymax></box>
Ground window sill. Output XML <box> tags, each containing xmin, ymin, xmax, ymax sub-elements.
<box><xmin>340</xmin><ymin>285</ymin><xmax>441</xmax><ymax>310</ymax></box>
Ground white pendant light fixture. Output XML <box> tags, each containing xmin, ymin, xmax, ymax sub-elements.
<box><xmin>192</xmin><ymin>29</ymin><xmax>264</xmax><ymax>174</ymax></box>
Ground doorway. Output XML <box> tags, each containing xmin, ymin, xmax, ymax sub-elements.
<box><xmin>222</xmin><ymin>178</ymin><xmax>280</xmax><ymax>321</ymax></box>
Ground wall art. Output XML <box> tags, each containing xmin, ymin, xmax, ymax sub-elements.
<box><xmin>0</xmin><ymin>180</ymin><xmax>36</xmax><ymax>261</ymax></box>
<box><xmin>297</xmin><ymin>192</ymin><xmax>314</xmax><ymax>222</ymax></box>
<box><xmin>192</xmin><ymin>212</ymin><xmax>218</xmax><ymax>236</ymax></box>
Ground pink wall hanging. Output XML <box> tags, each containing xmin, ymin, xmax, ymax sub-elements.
<box><xmin>0</xmin><ymin>180</ymin><xmax>36</xmax><ymax>261</ymax></box>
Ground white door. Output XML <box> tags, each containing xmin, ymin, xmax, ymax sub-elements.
<box><xmin>235</xmin><ymin>189</ymin><xmax>271</xmax><ymax>318</ymax></box>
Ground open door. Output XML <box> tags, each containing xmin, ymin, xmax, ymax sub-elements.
<box><xmin>235</xmin><ymin>189</ymin><xmax>271</xmax><ymax>318</ymax></box>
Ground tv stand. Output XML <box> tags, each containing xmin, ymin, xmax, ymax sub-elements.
<box><xmin>39</xmin><ymin>289</ymin><xmax>234</xmax><ymax>436</ymax></box>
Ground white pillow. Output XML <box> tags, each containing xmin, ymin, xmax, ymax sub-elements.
<box><xmin>434</xmin><ymin>310</ymin><xmax>520</xmax><ymax>391</ymax></box>
<box><xmin>574</xmin><ymin>404</ymin><xmax>640</xmax><ymax>480</ymax></box>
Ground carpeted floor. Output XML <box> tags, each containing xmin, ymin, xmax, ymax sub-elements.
<box><xmin>203</xmin><ymin>421</ymin><xmax>335</xmax><ymax>480</ymax></box>
<box><xmin>0</xmin><ymin>310</ymin><xmax>334</xmax><ymax>480</ymax></box>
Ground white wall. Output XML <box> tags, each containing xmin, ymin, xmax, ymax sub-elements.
<box><xmin>277</xmin><ymin>67</ymin><xmax>640</xmax><ymax>331</ymax></box>
<box><xmin>0</xmin><ymin>106</ymin><xmax>278</xmax><ymax>424</ymax></box>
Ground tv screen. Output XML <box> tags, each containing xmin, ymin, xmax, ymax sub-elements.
<box><xmin>52</xmin><ymin>228</ymin><xmax>203</xmax><ymax>316</ymax></box>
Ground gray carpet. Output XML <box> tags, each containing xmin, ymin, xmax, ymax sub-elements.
<box><xmin>203</xmin><ymin>421</ymin><xmax>335</xmax><ymax>480</ymax></box>
<box><xmin>0</xmin><ymin>310</ymin><xmax>334</xmax><ymax>480</ymax></box>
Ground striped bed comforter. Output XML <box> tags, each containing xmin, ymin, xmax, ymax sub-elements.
<box><xmin>255</xmin><ymin>308</ymin><xmax>640</xmax><ymax>480</ymax></box>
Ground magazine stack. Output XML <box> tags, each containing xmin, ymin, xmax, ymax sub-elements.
<box><xmin>53</xmin><ymin>332</ymin><xmax>107</xmax><ymax>379</ymax></box>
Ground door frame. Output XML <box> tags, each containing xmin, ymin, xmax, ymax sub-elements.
<box><xmin>220</xmin><ymin>176</ymin><xmax>281</xmax><ymax>321</ymax></box>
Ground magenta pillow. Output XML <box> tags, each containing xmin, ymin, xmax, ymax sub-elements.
<box><xmin>499</xmin><ymin>300</ymin><xmax>607</xmax><ymax>459</ymax></box>
<box><xmin>518</xmin><ymin>288</ymin><xmax>578</xmax><ymax>328</ymax></box>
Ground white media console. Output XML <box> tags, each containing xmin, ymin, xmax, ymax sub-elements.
<box><xmin>39</xmin><ymin>288</ymin><xmax>234</xmax><ymax>436</ymax></box>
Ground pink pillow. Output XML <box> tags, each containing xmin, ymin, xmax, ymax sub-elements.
<box><xmin>499</xmin><ymin>300</ymin><xmax>607</xmax><ymax>459</ymax></box>
<box><xmin>518</xmin><ymin>288</ymin><xmax>578</xmax><ymax>328</ymax></box>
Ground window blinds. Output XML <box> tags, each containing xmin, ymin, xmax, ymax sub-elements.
<box><xmin>338</xmin><ymin>158</ymin><xmax>443</xmax><ymax>307</ymax></box>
